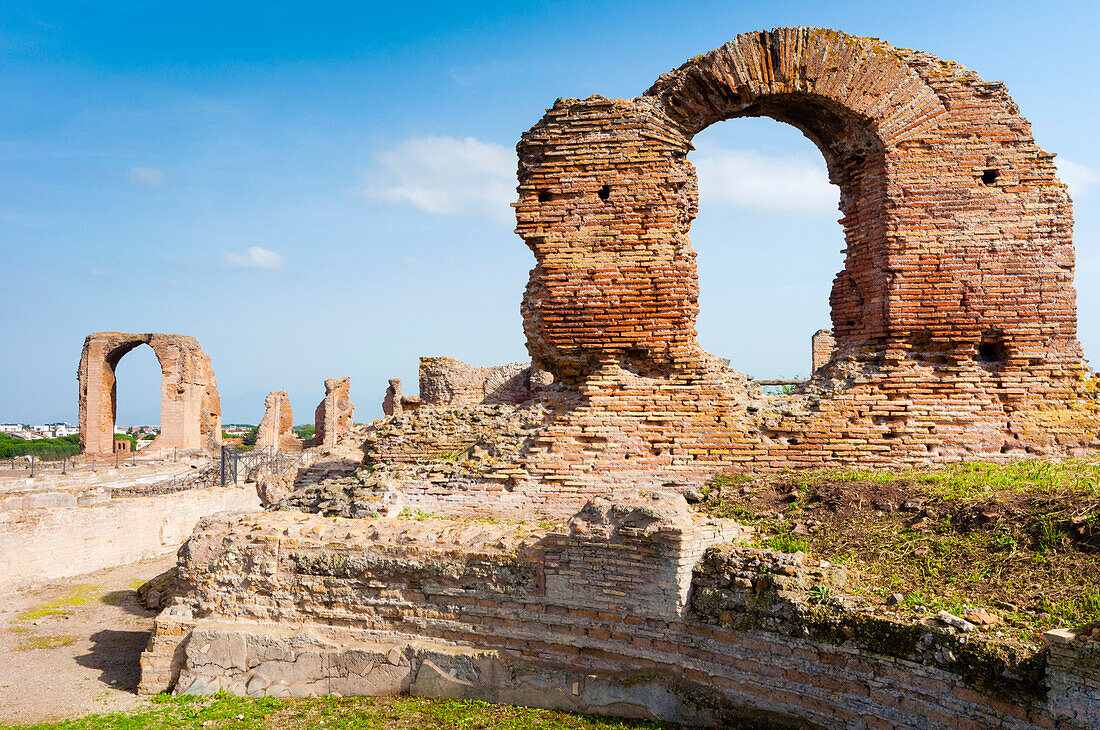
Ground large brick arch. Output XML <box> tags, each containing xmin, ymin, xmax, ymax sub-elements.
<box><xmin>78</xmin><ymin>332</ymin><xmax>222</xmax><ymax>456</ymax></box>
<box><xmin>517</xmin><ymin>27</ymin><xmax>1079</xmax><ymax>378</ymax></box>
<box><xmin>514</xmin><ymin>28</ymin><xmax>1096</xmax><ymax>485</ymax></box>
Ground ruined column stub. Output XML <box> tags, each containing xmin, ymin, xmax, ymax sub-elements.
<box><xmin>514</xmin><ymin>28</ymin><xmax>1098</xmax><ymax>481</ymax></box>
<box><xmin>256</xmin><ymin>390</ymin><xmax>299</xmax><ymax>451</ymax></box>
<box><xmin>78</xmin><ymin>332</ymin><xmax>222</xmax><ymax>456</ymax></box>
<box><xmin>313</xmin><ymin>377</ymin><xmax>354</xmax><ymax>448</ymax></box>
<box><xmin>811</xmin><ymin>329</ymin><xmax>837</xmax><ymax>374</ymax></box>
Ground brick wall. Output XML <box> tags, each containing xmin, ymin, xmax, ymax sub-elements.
<box><xmin>509</xmin><ymin>28</ymin><xmax>1098</xmax><ymax>487</ymax></box>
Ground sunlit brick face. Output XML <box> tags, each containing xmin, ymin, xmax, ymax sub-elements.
<box><xmin>511</xmin><ymin>28</ymin><xmax>1095</xmax><ymax>483</ymax></box>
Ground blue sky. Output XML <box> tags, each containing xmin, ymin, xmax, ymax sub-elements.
<box><xmin>2</xmin><ymin>0</ymin><xmax>1098</xmax><ymax>426</ymax></box>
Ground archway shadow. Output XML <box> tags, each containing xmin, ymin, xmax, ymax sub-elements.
<box><xmin>75</xmin><ymin>629</ymin><xmax>150</xmax><ymax>694</ymax></box>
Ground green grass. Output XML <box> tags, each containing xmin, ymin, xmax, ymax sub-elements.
<box><xmin>1</xmin><ymin>694</ymin><xmax>675</xmax><ymax>730</ymax></box>
<box><xmin>18</xmin><ymin>585</ymin><xmax>102</xmax><ymax>621</ymax></box>
<box><xmin>702</xmin><ymin>458</ymin><xmax>1100</xmax><ymax>641</ymax></box>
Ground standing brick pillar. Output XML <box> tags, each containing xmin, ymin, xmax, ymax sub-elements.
<box><xmin>312</xmin><ymin>377</ymin><xmax>354</xmax><ymax>448</ymax></box>
<box><xmin>256</xmin><ymin>390</ymin><xmax>298</xmax><ymax>451</ymax></box>
<box><xmin>811</xmin><ymin>330</ymin><xmax>837</xmax><ymax>374</ymax></box>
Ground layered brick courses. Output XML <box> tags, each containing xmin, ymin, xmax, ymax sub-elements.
<box><xmin>256</xmin><ymin>390</ymin><xmax>300</xmax><ymax>451</ymax></box>
<box><xmin>511</xmin><ymin>28</ymin><xmax>1098</xmax><ymax>485</ymax></box>
<box><xmin>141</xmin><ymin>493</ymin><xmax>1100</xmax><ymax>726</ymax></box>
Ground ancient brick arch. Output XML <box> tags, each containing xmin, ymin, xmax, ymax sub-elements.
<box><xmin>517</xmin><ymin>27</ymin><xmax>1079</xmax><ymax>378</ymax></box>
<box><xmin>78</xmin><ymin>332</ymin><xmax>222</xmax><ymax>456</ymax></box>
<box><xmin>514</xmin><ymin>28</ymin><xmax>1097</xmax><ymax>484</ymax></box>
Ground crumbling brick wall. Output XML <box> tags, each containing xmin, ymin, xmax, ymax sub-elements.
<box><xmin>312</xmin><ymin>377</ymin><xmax>354</xmax><ymax>448</ymax></box>
<box><xmin>513</xmin><ymin>28</ymin><xmax>1099</xmax><ymax>487</ymax></box>
<box><xmin>418</xmin><ymin>357</ymin><xmax>539</xmax><ymax>407</ymax></box>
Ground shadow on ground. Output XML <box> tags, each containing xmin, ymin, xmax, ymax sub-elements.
<box><xmin>75</xmin><ymin>629</ymin><xmax>150</xmax><ymax>693</ymax></box>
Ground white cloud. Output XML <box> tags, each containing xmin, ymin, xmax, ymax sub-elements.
<box><xmin>693</xmin><ymin>146</ymin><xmax>838</xmax><ymax>215</ymax></box>
<box><xmin>358</xmin><ymin>136</ymin><xmax>515</xmax><ymax>225</ymax></box>
<box><xmin>223</xmin><ymin>246</ymin><xmax>285</xmax><ymax>270</ymax></box>
<box><xmin>128</xmin><ymin>166</ymin><xmax>165</xmax><ymax>187</ymax></box>
<box><xmin>1058</xmin><ymin>159</ymin><xmax>1097</xmax><ymax>199</ymax></box>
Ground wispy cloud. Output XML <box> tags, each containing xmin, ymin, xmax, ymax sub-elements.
<box><xmin>87</xmin><ymin>267</ymin><xmax>113</xmax><ymax>278</ymax></box>
<box><xmin>357</xmin><ymin>136</ymin><xmax>515</xmax><ymax>225</ymax></box>
<box><xmin>223</xmin><ymin>246</ymin><xmax>285</xmax><ymax>270</ymax></box>
<box><xmin>693</xmin><ymin>146</ymin><xmax>838</xmax><ymax>215</ymax></box>
<box><xmin>128</xmin><ymin>166</ymin><xmax>165</xmax><ymax>187</ymax></box>
<box><xmin>1059</xmin><ymin>159</ymin><xmax>1097</xmax><ymax>199</ymax></box>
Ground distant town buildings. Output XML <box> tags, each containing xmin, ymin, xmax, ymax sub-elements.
<box><xmin>1</xmin><ymin>423</ymin><xmax>78</xmax><ymax>439</ymax></box>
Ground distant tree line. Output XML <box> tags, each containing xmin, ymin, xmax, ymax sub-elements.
<box><xmin>0</xmin><ymin>432</ymin><xmax>80</xmax><ymax>459</ymax></box>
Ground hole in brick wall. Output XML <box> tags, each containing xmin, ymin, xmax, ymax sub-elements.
<box><xmin>977</xmin><ymin>337</ymin><xmax>1007</xmax><ymax>364</ymax></box>
<box><xmin>981</xmin><ymin>169</ymin><xmax>999</xmax><ymax>185</ymax></box>
<box><xmin>597</xmin><ymin>184</ymin><xmax>611</xmax><ymax>200</ymax></box>
<box><xmin>111</xmin><ymin>343</ymin><xmax>162</xmax><ymax>440</ymax></box>
<box><xmin>537</xmin><ymin>190</ymin><xmax>553</xmax><ymax>203</ymax></box>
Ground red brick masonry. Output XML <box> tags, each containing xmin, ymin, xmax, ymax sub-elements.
<box><xmin>513</xmin><ymin>28</ymin><xmax>1098</xmax><ymax>488</ymax></box>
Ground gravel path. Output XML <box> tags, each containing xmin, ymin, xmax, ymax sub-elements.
<box><xmin>0</xmin><ymin>554</ymin><xmax>176</xmax><ymax>725</ymax></box>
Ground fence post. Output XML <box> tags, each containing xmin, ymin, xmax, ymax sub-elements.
<box><xmin>220</xmin><ymin>446</ymin><xmax>227</xmax><ymax>487</ymax></box>
<box><xmin>62</xmin><ymin>456</ymin><xmax>67</xmax><ymax>475</ymax></box>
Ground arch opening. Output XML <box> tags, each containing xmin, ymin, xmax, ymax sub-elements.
<box><xmin>680</xmin><ymin>91</ymin><xmax>890</xmax><ymax>361</ymax></box>
<box><xmin>688</xmin><ymin>115</ymin><xmax>843</xmax><ymax>382</ymax></box>
<box><xmin>109</xmin><ymin>343</ymin><xmax>163</xmax><ymax>451</ymax></box>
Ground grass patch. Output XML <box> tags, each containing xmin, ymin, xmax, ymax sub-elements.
<box><xmin>18</xmin><ymin>585</ymin><xmax>102</xmax><ymax>621</ymax></box>
<box><xmin>701</xmin><ymin>458</ymin><xmax>1100</xmax><ymax>642</ymax></box>
<box><xmin>0</xmin><ymin>693</ymin><xmax>675</xmax><ymax>729</ymax></box>
<box><xmin>13</xmin><ymin>633</ymin><xmax>77</xmax><ymax>651</ymax></box>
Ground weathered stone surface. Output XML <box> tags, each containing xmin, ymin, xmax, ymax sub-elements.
<box><xmin>383</xmin><ymin>378</ymin><xmax>420</xmax><ymax>416</ymax></box>
<box><xmin>78</xmin><ymin>332</ymin><xmax>222</xmax><ymax>456</ymax></box>
<box><xmin>255</xmin><ymin>390</ymin><xmax>299</xmax><ymax>451</ymax></box>
<box><xmin>419</xmin><ymin>358</ymin><xmax>545</xmax><ymax>407</ymax></box>
<box><xmin>312</xmin><ymin>377</ymin><xmax>354</xmax><ymax>448</ymax></box>
<box><xmin>140</xmin><ymin>491</ymin><xmax>1100</xmax><ymax>726</ymax></box>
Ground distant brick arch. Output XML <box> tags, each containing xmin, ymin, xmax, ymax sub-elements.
<box><xmin>517</xmin><ymin>27</ymin><xmax>1079</xmax><ymax>380</ymax></box>
<box><xmin>514</xmin><ymin>28</ymin><xmax>1095</xmax><ymax>482</ymax></box>
<box><xmin>78</xmin><ymin>332</ymin><xmax>222</xmax><ymax>456</ymax></box>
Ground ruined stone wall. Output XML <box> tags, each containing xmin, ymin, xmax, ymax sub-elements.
<box><xmin>512</xmin><ymin>28</ymin><xmax>1098</xmax><ymax>486</ymax></box>
<box><xmin>0</xmin><ymin>485</ymin><xmax>259</xmax><ymax>593</ymax></box>
<box><xmin>141</xmin><ymin>493</ymin><xmax>1100</xmax><ymax>727</ymax></box>
<box><xmin>312</xmin><ymin>377</ymin><xmax>354</xmax><ymax>448</ymax></box>
<box><xmin>78</xmin><ymin>332</ymin><xmax>222</xmax><ymax>456</ymax></box>
<box><xmin>256</xmin><ymin>391</ymin><xmax>300</xmax><ymax>451</ymax></box>
<box><xmin>418</xmin><ymin>358</ymin><xmax>540</xmax><ymax>407</ymax></box>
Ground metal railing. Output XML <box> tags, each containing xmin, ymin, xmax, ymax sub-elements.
<box><xmin>219</xmin><ymin>446</ymin><xmax>312</xmax><ymax>487</ymax></box>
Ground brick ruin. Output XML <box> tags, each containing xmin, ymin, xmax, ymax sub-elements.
<box><xmin>255</xmin><ymin>390</ymin><xmax>300</xmax><ymax>451</ymax></box>
<box><xmin>142</xmin><ymin>491</ymin><xmax>1100</xmax><ymax>727</ymax></box>
<box><xmin>78</xmin><ymin>332</ymin><xmax>222</xmax><ymax>456</ymax></box>
<box><xmin>513</xmin><ymin>26</ymin><xmax>1099</xmax><ymax>488</ymax></box>
<box><xmin>384</xmin><ymin>357</ymin><xmax>550</xmax><ymax>415</ymax></box>
<box><xmin>137</xmin><ymin>29</ymin><xmax>1100</xmax><ymax>727</ymax></box>
<box><xmin>311</xmin><ymin>377</ymin><xmax>355</xmax><ymax>448</ymax></box>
